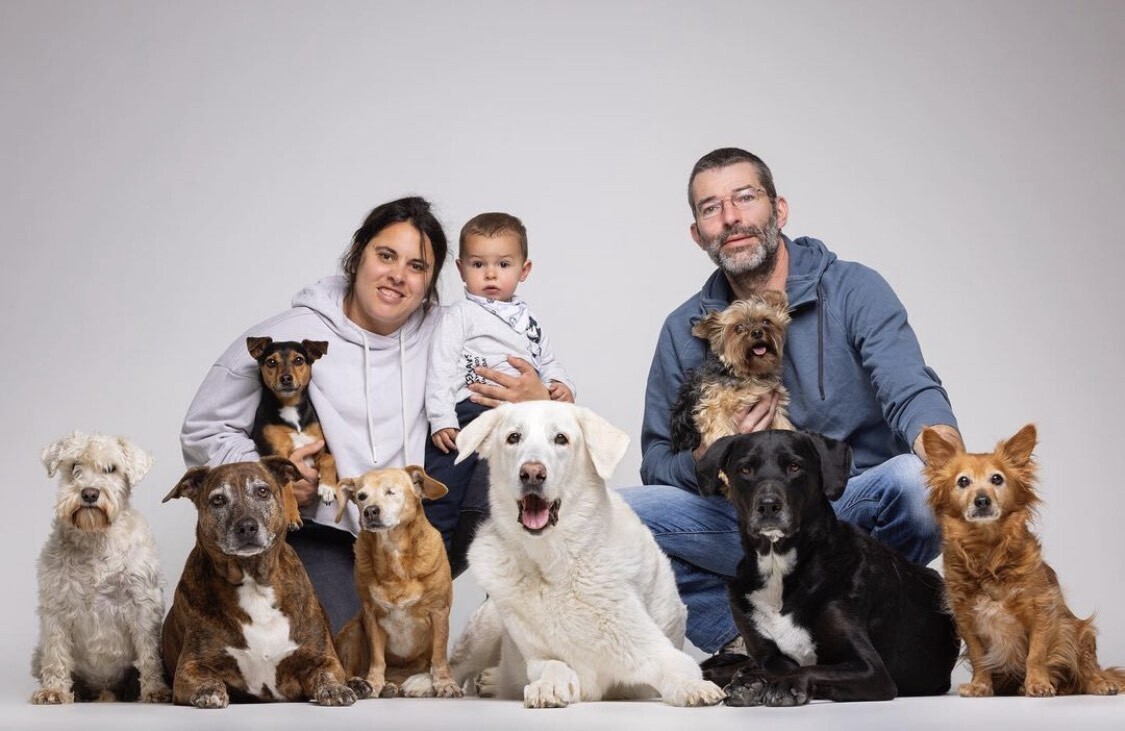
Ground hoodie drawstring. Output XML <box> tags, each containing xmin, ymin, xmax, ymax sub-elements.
<box><xmin>816</xmin><ymin>283</ymin><xmax>826</xmax><ymax>401</ymax></box>
<box><xmin>399</xmin><ymin>329</ymin><xmax>409</xmax><ymax>464</ymax></box>
<box><xmin>350</xmin><ymin>322</ymin><xmax>379</xmax><ymax>464</ymax></box>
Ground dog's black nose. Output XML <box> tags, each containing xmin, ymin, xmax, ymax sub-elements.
<box><xmin>756</xmin><ymin>495</ymin><xmax>783</xmax><ymax>516</ymax></box>
<box><xmin>80</xmin><ymin>488</ymin><xmax>99</xmax><ymax>504</ymax></box>
<box><xmin>280</xmin><ymin>374</ymin><xmax>294</xmax><ymax>386</ymax></box>
<box><xmin>364</xmin><ymin>505</ymin><xmax>381</xmax><ymax>520</ymax></box>
<box><xmin>751</xmin><ymin>329</ymin><xmax>763</xmax><ymax>339</ymax></box>
<box><xmin>520</xmin><ymin>461</ymin><xmax>547</xmax><ymax>487</ymax></box>
<box><xmin>974</xmin><ymin>494</ymin><xmax>992</xmax><ymax>509</ymax></box>
<box><xmin>234</xmin><ymin>518</ymin><xmax>259</xmax><ymax>538</ymax></box>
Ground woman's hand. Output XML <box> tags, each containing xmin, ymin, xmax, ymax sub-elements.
<box><xmin>287</xmin><ymin>439</ymin><xmax>324</xmax><ymax>507</ymax></box>
<box><xmin>468</xmin><ymin>356</ymin><xmax>551</xmax><ymax>407</ymax></box>
<box><xmin>432</xmin><ymin>428</ymin><xmax>460</xmax><ymax>454</ymax></box>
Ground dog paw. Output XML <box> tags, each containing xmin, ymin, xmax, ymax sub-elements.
<box><xmin>1024</xmin><ymin>680</ymin><xmax>1056</xmax><ymax>698</ymax></box>
<box><xmin>140</xmin><ymin>683</ymin><xmax>172</xmax><ymax>704</ymax></box>
<box><xmin>346</xmin><ymin>676</ymin><xmax>373</xmax><ymax>700</ymax></box>
<box><xmin>314</xmin><ymin>682</ymin><xmax>358</xmax><ymax>707</ymax></box>
<box><xmin>663</xmin><ymin>678</ymin><xmax>725</xmax><ymax>707</ymax></box>
<box><xmin>318</xmin><ymin>484</ymin><xmax>336</xmax><ymax>505</ymax></box>
<box><xmin>958</xmin><ymin>681</ymin><xmax>994</xmax><ymax>698</ymax></box>
<box><xmin>724</xmin><ymin>671</ymin><xmax>768</xmax><ymax>707</ymax></box>
<box><xmin>402</xmin><ymin>673</ymin><xmax>435</xmax><ymax>698</ymax></box>
<box><xmin>31</xmin><ymin>688</ymin><xmax>74</xmax><ymax>705</ymax></box>
<box><xmin>367</xmin><ymin>681</ymin><xmax>399</xmax><ymax>698</ymax></box>
<box><xmin>475</xmin><ymin>667</ymin><xmax>499</xmax><ymax>697</ymax></box>
<box><xmin>433</xmin><ymin>678</ymin><xmax>464</xmax><ymax>699</ymax></box>
<box><xmin>524</xmin><ymin>664</ymin><xmax>579</xmax><ymax>709</ymax></box>
<box><xmin>760</xmin><ymin>677</ymin><xmax>810</xmax><ymax>707</ymax></box>
<box><xmin>190</xmin><ymin>685</ymin><xmax>229</xmax><ymax>709</ymax></box>
<box><xmin>1087</xmin><ymin>677</ymin><xmax>1120</xmax><ymax>696</ymax></box>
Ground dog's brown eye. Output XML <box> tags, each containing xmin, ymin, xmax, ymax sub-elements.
<box><xmin>254</xmin><ymin>485</ymin><xmax>270</xmax><ymax>498</ymax></box>
<box><xmin>739</xmin><ymin>465</ymin><xmax>753</xmax><ymax>476</ymax></box>
<box><xmin>266</xmin><ymin>359</ymin><xmax>277</xmax><ymax>368</ymax></box>
<box><xmin>293</xmin><ymin>356</ymin><xmax>304</xmax><ymax>365</ymax></box>
<box><xmin>72</xmin><ymin>464</ymin><xmax>81</xmax><ymax>477</ymax></box>
<box><xmin>506</xmin><ymin>432</ymin><xmax>521</xmax><ymax>445</ymax></box>
<box><xmin>357</xmin><ymin>493</ymin><xmax>368</xmax><ymax>502</ymax></box>
<box><xmin>787</xmin><ymin>460</ymin><xmax>801</xmax><ymax>473</ymax></box>
<box><xmin>209</xmin><ymin>494</ymin><xmax>227</xmax><ymax>507</ymax></box>
<box><xmin>957</xmin><ymin>476</ymin><xmax>970</xmax><ymax>488</ymax></box>
<box><xmin>103</xmin><ymin>465</ymin><xmax>117</xmax><ymax>474</ymax></box>
<box><xmin>990</xmin><ymin>473</ymin><xmax>1004</xmax><ymax>486</ymax></box>
<box><xmin>554</xmin><ymin>433</ymin><xmax>569</xmax><ymax>445</ymax></box>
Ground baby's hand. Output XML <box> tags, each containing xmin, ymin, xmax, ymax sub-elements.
<box><xmin>548</xmin><ymin>382</ymin><xmax>574</xmax><ymax>403</ymax></box>
<box><xmin>432</xmin><ymin>428</ymin><xmax>460</xmax><ymax>454</ymax></box>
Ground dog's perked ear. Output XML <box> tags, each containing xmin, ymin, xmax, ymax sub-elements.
<box><xmin>115</xmin><ymin>437</ymin><xmax>154</xmax><ymax>488</ymax></box>
<box><xmin>921</xmin><ymin>427</ymin><xmax>961</xmax><ymax>470</ymax></box>
<box><xmin>454</xmin><ymin>405</ymin><xmax>510</xmax><ymax>465</ymax></box>
<box><xmin>164</xmin><ymin>466</ymin><xmax>209</xmax><ymax>503</ymax></box>
<box><xmin>405</xmin><ymin>465</ymin><xmax>449</xmax><ymax>501</ymax></box>
<box><xmin>261</xmin><ymin>456</ymin><xmax>303</xmax><ymax>488</ymax></box>
<box><xmin>808</xmin><ymin>432</ymin><xmax>852</xmax><ymax>500</ymax></box>
<box><xmin>246</xmin><ymin>336</ymin><xmax>273</xmax><ymax>361</ymax></box>
<box><xmin>575</xmin><ymin>406</ymin><xmax>630</xmax><ymax>480</ymax></box>
<box><xmin>695</xmin><ymin>435</ymin><xmax>740</xmax><ymax>497</ymax></box>
<box><xmin>759</xmin><ymin>289</ymin><xmax>790</xmax><ymax>316</ymax></box>
<box><xmin>690</xmin><ymin>311</ymin><xmax>724</xmax><ymax>343</ymax></box>
<box><xmin>999</xmin><ymin>423</ymin><xmax>1037</xmax><ymax>467</ymax></box>
<box><xmin>301</xmin><ymin>340</ymin><xmax>329</xmax><ymax>362</ymax></box>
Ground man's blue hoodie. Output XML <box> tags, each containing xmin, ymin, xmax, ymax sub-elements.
<box><xmin>641</xmin><ymin>236</ymin><xmax>957</xmax><ymax>490</ymax></box>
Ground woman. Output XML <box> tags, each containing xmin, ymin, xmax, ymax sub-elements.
<box><xmin>180</xmin><ymin>196</ymin><xmax>548</xmax><ymax>631</ymax></box>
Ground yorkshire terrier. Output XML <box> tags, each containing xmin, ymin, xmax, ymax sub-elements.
<box><xmin>671</xmin><ymin>290</ymin><xmax>793</xmax><ymax>454</ymax></box>
<box><xmin>923</xmin><ymin>424</ymin><xmax>1125</xmax><ymax>697</ymax></box>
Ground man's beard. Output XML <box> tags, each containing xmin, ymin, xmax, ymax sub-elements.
<box><xmin>703</xmin><ymin>208</ymin><xmax>782</xmax><ymax>277</ymax></box>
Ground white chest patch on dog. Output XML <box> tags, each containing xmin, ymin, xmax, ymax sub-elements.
<box><xmin>747</xmin><ymin>549</ymin><xmax>817</xmax><ymax>666</ymax></box>
<box><xmin>381</xmin><ymin>607</ymin><xmax>419</xmax><ymax>659</ymax></box>
<box><xmin>225</xmin><ymin>578</ymin><xmax>299</xmax><ymax>698</ymax></box>
<box><xmin>279</xmin><ymin>406</ymin><xmax>301</xmax><ymax>430</ymax></box>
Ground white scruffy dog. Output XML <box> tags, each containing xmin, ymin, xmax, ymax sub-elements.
<box><xmin>32</xmin><ymin>432</ymin><xmax>170</xmax><ymax>704</ymax></box>
<box><xmin>449</xmin><ymin>402</ymin><xmax>724</xmax><ymax>708</ymax></box>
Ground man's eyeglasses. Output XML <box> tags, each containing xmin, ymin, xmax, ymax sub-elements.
<box><xmin>695</xmin><ymin>187</ymin><xmax>769</xmax><ymax>220</ymax></box>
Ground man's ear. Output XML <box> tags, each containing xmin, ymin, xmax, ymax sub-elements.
<box><xmin>695</xmin><ymin>435</ymin><xmax>740</xmax><ymax>497</ymax></box>
<box><xmin>246</xmin><ymin>336</ymin><xmax>272</xmax><ymax>361</ymax></box>
<box><xmin>405</xmin><ymin>465</ymin><xmax>449</xmax><ymax>501</ymax></box>
<box><xmin>454</xmin><ymin>405</ymin><xmax>509</xmax><ymax>464</ymax></box>
<box><xmin>808</xmin><ymin>432</ymin><xmax>851</xmax><ymax>500</ymax></box>
<box><xmin>163</xmin><ymin>466</ymin><xmax>209</xmax><ymax>504</ymax></box>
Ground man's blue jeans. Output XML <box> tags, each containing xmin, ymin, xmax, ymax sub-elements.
<box><xmin>619</xmin><ymin>454</ymin><xmax>940</xmax><ymax>653</ymax></box>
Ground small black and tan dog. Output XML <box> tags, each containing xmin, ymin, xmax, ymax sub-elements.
<box><xmin>247</xmin><ymin>336</ymin><xmax>337</xmax><ymax>508</ymax></box>
<box><xmin>697</xmin><ymin>430</ymin><xmax>958</xmax><ymax>706</ymax></box>
<box><xmin>671</xmin><ymin>291</ymin><xmax>793</xmax><ymax>454</ymax></box>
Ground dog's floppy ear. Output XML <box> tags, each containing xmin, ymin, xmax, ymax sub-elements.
<box><xmin>575</xmin><ymin>406</ymin><xmax>630</xmax><ymax>480</ymax></box>
<box><xmin>115</xmin><ymin>437</ymin><xmax>154</xmax><ymax>488</ymax></box>
<box><xmin>808</xmin><ymin>432</ymin><xmax>852</xmax><ymax>500</ymax></box>
<box><xmin>164</xmin><ymin>466</ymin><xmax>209</xmax><ymax>503</ymax></box>
<box><xmin>246</xmin><ymin>336</ymin><xmax>272</xmax><ymax>361</ymax></box>
<box><xmin>301</xmin><ymin>340</ymin><xmax>329</xmax><ymax>362</ymax></box>
<box><xmin>695</xmin><ymin>435</ymin><xmax>740</xmax><ymax>497</ymax></box>
<box><xmin>334</xmin><ymin>477</ymin><xmax>358</xmax><ymax>524</ymax></box>
<box><xmin>454</xmin><ymin>405</ymin><xmax>510</xmax><ymax>464</ymax></box>
<box><xmin>405</xmin><ymin>465</ymin><xmax>449</xmax><ymax>501</ymax></box>
<box><xmin>41</xmin><ymin>431</ymin><xmax>84</xmax><ymax>478</ymax></box>
<box><xmin>921</xmin><ymin>426</ymin><xmax>961</xmax><ymax>470</ymax></box>
<box><xmin>690</xmin><ymin>311</ymin><xmax>723</xmax><ymax>342</ymax></box>
<box><xmin>261</xmin><ymin>456</ymin><xmax>302</xmax><ymax>488</ymax></box>
<box><xmin>999</xmin><ymin>423</ymin><xmax>1037</xmax><ymax>467</ymax></box>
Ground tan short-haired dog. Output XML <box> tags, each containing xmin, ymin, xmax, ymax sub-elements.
<box><xmin>670</xmin><ymin>290</ymin><xmax>793</xmax><ymax>453</ymax></box>
<box><xmin>333</xmin><ymin>466</ymin><xmax>462</xmax><ymax>699</ymax></box>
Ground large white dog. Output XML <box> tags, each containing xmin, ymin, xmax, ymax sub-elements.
<box><xmin>449</xmin><ymin>402</ymin><xmax>724</xmax><ymax>708</ymax></box>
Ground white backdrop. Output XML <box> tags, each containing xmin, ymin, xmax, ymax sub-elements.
<box><xmin>3</xmin><ymin>0</ymin><xmax>1123</xmax><ymax>713</ymax></box>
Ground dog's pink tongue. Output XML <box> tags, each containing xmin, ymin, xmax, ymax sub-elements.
<box><xmin>752</xmin><ymin>345</ymin><xmax>768</xmax><ymax>356</ymax></box>
<box><xmin>520</xmin><ymin>497</ymin><xmax>551</xmax><ymax>530</ymax></box>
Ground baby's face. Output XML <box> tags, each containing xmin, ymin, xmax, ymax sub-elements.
<box><xmin>456</xmin><ymin>233</ymin><xmax>531</xmax><ymax>302</ymax></box>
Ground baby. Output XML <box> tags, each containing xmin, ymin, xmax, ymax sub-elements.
<box><xmin>426</xmin><ymin>212</ymin><xmax>575</xmax><ymax>453</ymax></box>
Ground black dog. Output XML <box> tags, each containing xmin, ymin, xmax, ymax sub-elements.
<box><xmin>697</xmin><ymin>430</ymin><xmax>958</xmax><ymax>706</ymax></box>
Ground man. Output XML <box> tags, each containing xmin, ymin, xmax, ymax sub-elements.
<box><xmin>621</xmin><ymin>148</ymin><xmax>961</xmax><ymax>661</ymax></box>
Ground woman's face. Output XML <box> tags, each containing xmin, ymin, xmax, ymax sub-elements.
<box><xmin>345</xmin><ymin>221</ymin><xmax>435</xmax><ymax>336</ymax></box>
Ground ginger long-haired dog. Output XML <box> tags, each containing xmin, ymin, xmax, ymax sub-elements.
<box><xmin>923</xmin><ymin>424</ymin><xmax>1125</xmax><ymax>697</ymax></box>
<box><xmin>670</xmin><ymin>290</ymin><xmax>793</xmax><ymax>454</ymax></box>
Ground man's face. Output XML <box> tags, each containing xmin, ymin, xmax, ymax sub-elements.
<box><xmin>690</xmin><ymin>162</ymin><xmax>788</xmax><ymax>277</ymax></box>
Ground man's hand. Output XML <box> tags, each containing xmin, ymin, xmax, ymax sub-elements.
<box><xmin>468</xmin><ymin>356</ymin><xmax>551</xmax><ymax>407</ymax></box>
<box><xmin>432</xmin><ymin>428</ymin><xmax>460</xmax><ymax>454</ymax></box>
<box><xmin>288</xmin><ymin>439</ymin><xmax>324</xmax><ymax>507</ymax></box>
<box><xmin>547</xmin><ymin>381</ymin><xmax>574</xmax><ymax>403</ymax></box>
<box><xmin>692</xmin><ymin>393</ymin><xmax>779</xmax><ymax>462</ymax></box>
<box><xmin>913</xmin><ymin>424</ymin><xmax>962</xmax><ymax>462</ymax></box>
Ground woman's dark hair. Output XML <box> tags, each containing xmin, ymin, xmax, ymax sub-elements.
<box><xmin>340</xmin><ymin>196</ymin><xmax>448</xmax><ymax>310</ymax></box>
